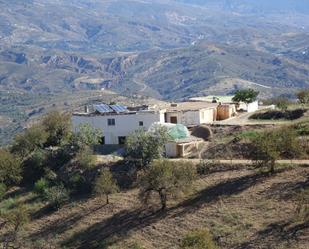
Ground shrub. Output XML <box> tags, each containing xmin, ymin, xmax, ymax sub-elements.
<box><xmin>250</xmin><ymin>109</ymin><xmax>305</xmax><ymax>120</ymax></box>
<box><xmin>196</xmin><ymin>160</ymin><xmax>219</xmax><ymax>175</ymax></box>
<box><xmin>139</xmin><ymin>160</ymin><xmax>196</xmax><ymax>210</ymax></box>
<box><xmin>181</xmin><ymin>229</ymin><xmax>217</xmax><ymax>249</ymax></box>
<box><xmin>94</xmin><ymin>169</ymin><xmax>119</xmax><ymax>204</ymax></box>
<box><xmin>68</xmin><ymin>172</ymin><xmax>88</xmax><ymax>194</ymax></box>
<box><xmin>293</xmin><ymin>122</ymin><xmax>309</xmax><ymax>136</ymax></box>
<box><xmin>75</xmin><ymin>146</ymin><xmax>96</xmax><ymax>169</ymax></box>
<box><xmin>22</xmin><ymin>149</ymin><xmax>48</xmax><ymax>184</ymax></box>
<box><xmin>34</xmin><ymin>178</ymin><xmax>49</xmax><ymax>196</ymax></box>
<box><xmin>44</xmin><ymin>185</ymin><xmax>70</xmax><ymax>210</ymax></box>
<box><xmin>0</xmin><ymin>149</ymin><xmax>22</xmax><ymax>186</ymax></box>
<box><xmin>0</xmin><ymin>183</ymin><xmax>7</xmax><ymax>200</ymax></box>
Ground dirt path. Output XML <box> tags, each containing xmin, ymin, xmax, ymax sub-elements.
<box><xmin>169</xmin><ymin>159</ymin><xmax>309</xmax><ymax>165</ymax></box>
<box><xmin>96</xmin><ymin>155</ymin><xmax>309</xmax><ymax>166</ymax></box>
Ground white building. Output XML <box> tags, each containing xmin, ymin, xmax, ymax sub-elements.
<box><xmin>189</xmin><ymin>96</ymin><xmax>259</xmax><ymax>113</ymax></box>
<box><xmin>72</xmin><ymin>104</ymin><xmax>165</xmax><ymax>145</ymax></box>
<box><xmin>165</xmin><ymin>102</ymin><xmax>218</xmax><ymax>127</ymax></box>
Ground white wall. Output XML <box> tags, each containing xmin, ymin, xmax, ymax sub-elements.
<box><xmin>247</xmin><ymin>101</ymin><xmax>259</xmax><ymax>113</ymax></box>
<box><xmin>166</xmin><ymin>108</ymin><xmax>215</xmax><ymax>126</ymax></box>
<box><xmin>199</xmin><ymin>108</ymin><xmax>215</xmax><ymax>124</ymax></box>
<box><xmin>72</xmin><ymin>111</ymin><xmax>164</xmax><ymax>144</ymax></box>
<box><xmin>165</xmin><ymin>142</ymin><xmax>178</xmax><ymax>158</ymax></box>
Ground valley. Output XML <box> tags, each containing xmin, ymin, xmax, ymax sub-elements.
<box><xmin>1</xmin><ymin>0</ymin><xmax>309</xmax><ymax>144</ymax></box>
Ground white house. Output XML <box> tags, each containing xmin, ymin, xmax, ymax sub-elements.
<box><xmin>72</xmin><ymin>104</ymin><xmax>165</xmax><ymax>145</ymax></box>
<box><xmin>165</xmin><ymin>102</ymin><xmax>218</xmax><ymax>127</ymax></box>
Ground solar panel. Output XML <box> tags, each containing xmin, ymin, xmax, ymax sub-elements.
<box><xmin>94</xmin><ymin>104</ymin><xmax>113</xmax><ymax>113</ymax></box>
<box><xmin>110</xmin><ymin>104</ymin><xmax>128</xmax><ymax>113</ymax></box>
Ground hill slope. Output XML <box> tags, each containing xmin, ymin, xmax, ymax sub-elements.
<box><xmin>1</xmin><ymin>165</ymin><xmax>308</xmax><ymax>248</ymax></box>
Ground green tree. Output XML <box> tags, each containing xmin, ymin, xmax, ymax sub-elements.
<box><xmin>42</xmin><ymin>111</ymin><xmax>71</xmax><ymax>146</ymax></box>
<box><xmin>126</xmin><ymin>126</ymin><xmax>169</xmax><ymax>168</ymax></box>
<box><xmin>94</xmin><ymin>169</ymin><xmax>119</xmax><ymax>204</ymax></box>
<box><xmin>11</xmin><ymin>125</ymin><xmax>48</xmax><ymax>158</ymax></box>
<box><xmin>73</xmin><ymin>123</ymin><xmax>103</xmax><ymax>148</ymax></box>
<box><xmin>232</xmin><ymin>89</ymin><xmax>259</xmax><ymax>104</ymax></box>
<box><xmin>251</xmin><ymin>131</ymin><xmax>280</xmax><ymax>174</ymax></box>
<box><xmin>297</xmin><ymin>89</ymin><xmax>309</xmax><ymax>105</ymax></box>
<box><xmin>181</xmin><ymin>229</ymin><xmax>217</xmax><ymax>249</ymax></box>
<box><xmin>138</xmin><ymin>160</ymin><xmax>196</xmax><ymax>211</ymax></box>
<box><xmin>250</xmin><ymin>128</ymin><xmax>302</xmax><ymax>174</ymax></box>
<box><xmin>0</xmin><ymin>149</ymin><xmax>22</xmax><ymax>186</ymax></box>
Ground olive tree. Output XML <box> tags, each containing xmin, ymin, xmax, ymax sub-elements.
<box><xmin>138</xmin><ymin>160</ymin><xmax>196</xmax><ymax>211</ymax></box>
<box><xmin>252</xmin><ymin>129</ymin><xmax>282</xmax><ymax>173</ymax></box>
<box><xmin>42</xmin><ymin>111</ymin><xmax>71</xmax><ymax>146</ymax></box>
<box><xmin>72</xmin><ymin>123</ymin><xmax>103</xmax><ymax>149</ymax></box>
<box><xmin>11</xmin><ymin>125</ymin><xmax>48</xmax><ymax>158</ymax></box>
<box><xmin>94</xmin><ymin>169</ymin><xmax>119</xmax><ymax>204</ymax></box>
<box><xmin>250</xmin><ymin>127</ymin><xmax>302</xmax><ymax>174</ymax></box>
<box><xmin>0</xmin><ymin>149</ymin><xmax>22</xmax><ymax>186</ymax></box>
<box><xmin>232</xmin><ymin>89</ymin><xmax>259</xmax><ymax>104</ymax></box>
<box><xmin>126</xmin><ymin>125</ymin><xmax>170</xmax><ymax>168</ymax></box>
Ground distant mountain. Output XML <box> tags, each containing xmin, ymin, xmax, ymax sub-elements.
<box><xmin>0</xmin><ymin>0</ymin><xmax>308</xmax><ymax>98</ymax></box>
<box><xmin>1</xmin><ymin>0</ymin><xmax>309</xmax><ymax>145</ymax></box>
<box><xmin>1</xmin><ymin>0</ymin><xmax>308</xmax><ymax>53</ymax></box>
<box><xmin>177</xmin><ymin>0</ymin><xmax>309</xmax><ymax>14</ymax></box>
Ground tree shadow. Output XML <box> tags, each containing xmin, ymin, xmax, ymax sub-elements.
<box><xmin>31</xmin><ymin>204</ymin><xmax>56</xmax><ymax>220</ymax></box>
<box><xmin>62</xmin><ymin>172</ymin><xmax>267</xmax><ymax>249</ymax></box>
<box><xmin>237</xmin><ymin>219</ymin><xmax>309</xmax><ymax>249</ymax></box>
<box><xmin>172</xmin><ymin>171</ymin><xmax>267</xmax><ymax>217</ymax></box>
<box><xmin>30</xmin><ymin>204</ymin><xmax>107</xmax><ymax>241</ymax></box>
<box><xmin>261</xmin><ymin>178</ymin><xmax>309</xmax><ymax>201</ymax></box>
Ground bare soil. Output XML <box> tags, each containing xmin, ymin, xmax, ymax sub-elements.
<box><xmin>1</xmin><ymin>165</ymin><xmax>308</xmax><ymax>249</ymax></box>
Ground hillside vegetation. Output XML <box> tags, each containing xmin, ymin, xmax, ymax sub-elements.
<box><xmin>0</xmin><ymin>109</ymin><xmax>308</xmax><ymax>248</ymax></box>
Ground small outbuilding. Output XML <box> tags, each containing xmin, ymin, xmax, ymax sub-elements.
<box><xmin>165</xmin><ymin>102</ymin><xmax>218</xmax><ymax>126</ymax></box>
<box><xmin>150</xmin><ymin>123</ymin><xmax>204</xmax><ymax>158</ymax></box>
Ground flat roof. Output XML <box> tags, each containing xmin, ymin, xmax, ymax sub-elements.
<box><xmin>72</xmin><ymin>109</ymin><xmax>160</xmax><ymax>117</ymax></box>
<box><xmin>190</xmin><ymin>96</ymin><xmax>234</xmax><ymax>103</ymax></box>
<box><xmin>166</xmin><ymin>102</ymin><xmax>218</xmax><ymax>112</ymax></box>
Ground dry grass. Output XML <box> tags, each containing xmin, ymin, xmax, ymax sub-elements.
<box><xmin>0</xmin><ymin>166</ymin><xmax>308</xmax><ymax>249</ymax></box>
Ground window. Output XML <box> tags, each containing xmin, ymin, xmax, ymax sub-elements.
<box><xmin>118</xmin><ymin>136</ymin><xmax>126</xmax><ymax>145</ymax></box>
<box><xmin>107</xmin><ymin>118</ymin><xmax>115</xmax><ymax>126</ymax></box>
<box><xmin>170</xmin><ymin>116</ymin><xmax>178</xmax><ymax>124</ymax></box>
<box><xmin>139</xmin><ymin>121</ymin><xmax>144</xmax><ymax>126</ymax></box>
